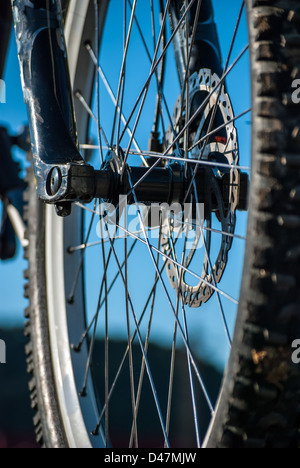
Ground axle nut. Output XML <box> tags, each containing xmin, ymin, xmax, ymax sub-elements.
<box><xmin>47</xmin><ymin>167</ymin><xmax>62</xmax><ymax>196</ymax></box>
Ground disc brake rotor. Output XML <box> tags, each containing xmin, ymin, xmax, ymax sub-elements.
<box><xmin>163</xmin><ymin>69</ymin><xmax>239</xmax><ymax>308</ymax></box>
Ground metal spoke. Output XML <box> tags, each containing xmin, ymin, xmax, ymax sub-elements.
<box><xmin>77</xmin><ymin>147</ymin><xmax>250</xmax><ymax>171</ymax></box>
<box><xmin>121</xmin><ymin>0</ymin><xmax>173</xmax><ymax>173</ymax></box>
<box><xmin>74</xmin><ymin>200</ymin><xmax>239</xmax><ymax>305</ymax></box>
<box><xmin>85</xmin><ymin>43</ymin><xmax>148</xmax><ymax>167</ymax></box>
<box><xmin>129</xmin><ymin>0</ymin><xmax>172</xmax><ymax>141</ymax></box>
<box><xmin>124</xmin><ymin>200</ymin><xmax>139</xmax><ymax>448</ymax></box>
<box><xmin>72</xmin><ymin>238</ymin><xmax>138</xmax><ymax>352</ymax></box>
<box><xmin>99</xmin><ymin>216</ymin><xmax>171</xmax><ymax>448</ymax></box>
<box><xmin>168</xmin><ymin>213</ymin><xmax>201</xmax><ymax>447</ymax></box>
<box><xmin>188</xmin><ymin>107</ymin><xmax>251</xmax><ymax>152</ymax></box>
<box><xmin>126</xmin><ymin>169</ymin><xmax>215</xmax><ymax>413</ymax></box>
<box><xmin>67</xmin><ymin>201</ymin><xmax>97</xmax><ymax>305</ymax></box>
<box><xmin>114</xmin><ymin>220</ymin><xmax>238</xmax><ymax>305</ymax></box>
<box><xmin>167</xmin><ymin>45</ymin><xmax>249</xmax><ymax>166</ymax></box>
<box><xmin>74</xmin><ymin>90</ymin><xmax>110</xmax><ymax>150</ymax></box>
<box><xmin>129</xmin><ymin>221</ymin><xmax>163</xmax><ymax>448</ymax></box>
<box><xmin>68</xmin><ymin>226</ymin><xmax>159</xmax><ymax>253</ymax></box>
<box><xmin>119</xmin><ymin>0</ymin><xmax>197</xmax><ymax>154</ymax></box>
<box><xmin>193</xmin><ymin>183</ymin><xmax>232</xmax><ymax>345</ymax></box>
<box><xmin>110</xmin><ymin>0</ymin><xmax>138</xmax><ymax>147</ymax></box>
<box><xmin>129</xmin><ymin>149</ymin><xmax>250</xmax><ymax>171</ymax></box>
<box><xmin>106</xmin><ymin>44</ymin><xmax>250</xmax><ymax>213</ymax></box>
<box><xmin>93</xmin><ymin>246</ymin><xmax>177</xmax><ymax>434</ymax></box>
<box><xmin>94</xmin><ymin>0</ymin><xmax>104</xmax><ymax>165</ymax></box>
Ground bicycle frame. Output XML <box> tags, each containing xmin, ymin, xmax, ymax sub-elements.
<box><xmin>11</xmin><ymin>0</ymin><xmax>248</xmax><ymax>217</ymax></box>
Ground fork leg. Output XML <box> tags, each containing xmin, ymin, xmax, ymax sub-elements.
<box><xmin>11</xmin><ymin>0</ymin><xmax>91</xmax><ymax>213</ymax></box>
<box><xmin>169</xmin><ymin>0</ymin><xmax>222</xmax><ymax>87</ymax></box>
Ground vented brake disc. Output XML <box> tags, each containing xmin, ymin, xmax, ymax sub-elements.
<box><xmin>163</xmin><ymin>69</ymin><xmax>240</xmax><ymax>308</ymax></box>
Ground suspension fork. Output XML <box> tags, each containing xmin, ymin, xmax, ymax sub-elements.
<box><xmin>11</xmin><ymin>0</ymin><xmax>180</xmax><ymax>215</ymax></box>
<box><xmin>168</xmin><ymin>0</ymin><xmax>223</xmax><ymax>86</ymax></box>
<box><xmin>11</xmin><ymin>0</ymin><xmax>93</xmax><ymax>216</ymax></box>
<box><xmin>11</xmin><ymin>0</ymin><xmax>248</xmax><ymax>217</ymax></box>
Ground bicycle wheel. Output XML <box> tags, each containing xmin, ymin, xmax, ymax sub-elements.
<box><xmin>24</xmin><ymin>0</ymin><xmax>300</xmax><ymax>448</ymax></box>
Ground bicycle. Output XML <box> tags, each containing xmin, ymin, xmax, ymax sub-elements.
<box><xmin>1</xmin><ymin>0</ymin><xmax>300</xmax><ymax>449</ymax></box>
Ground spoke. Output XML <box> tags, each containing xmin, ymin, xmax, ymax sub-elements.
<box><xmin>79</xmin><ymin>220</ymin><xmax>113</xmax><ymax>400</ymax></box>
<box><xmin>79</xmin><ymin>274</ymin><xmax>103</xmax><ymax>397</ymax></box>
<box><xmin>184</xmin><ymin>0</ymin><xmax>190</xmax><ymax>174</ymax></box>
<box><xmin>120</xmin><ymin>2</ymin><xmax>244</xmax><ymax>157</ymax></box>
<box><xmin>201</xmin><ymin>0</ymin><xmax>246</xmax><ymax>155</ymax></box>
<box><xmin>129</xmin><ymin>221</ymin><xmax>162</xmax><ymax>448</ymax></box>
<box><xmin>75</xmin><ymin>202</ymin><xmax>247</xmax><ymax>242</ymax></box>
<box><xmin>92</xmin><ymin>218</ymin><xmax>214</xmax><ymax>436</ymax></box>
<box><xmin>188</xmin><ymin>108</ymin><xmax>251</xmax><ymax>152</ymax></box>
<box><xmin>68</xmin><ymin>226</ymin><xmax>159</xmax><ymax>253</ymax></box>
<box><xmin>150</xmin><ymin>0</ymin><xmax>166</xmax><ymax>136</ymax></box>
<box><xmin>193</xmin><ymin>184</ymin><xmax>232</xmax><ymax>345</ymax></box>
<box><xmin>134</xmin><ymin>149</ymin><xmax>250</xmax><ymax>171</ymax></box>
<box><xmin>121</xmin><ymin>0</ymin><xmax>173</xmax><ymax>173</ymax></box>
<box><xmin>67</xmin><ymin>201</ymin><xmax>97</xmax><ymax>305</ymax></box>
<box><xmin>202</xmin><ymin>0</ymin><xmax>246</xmax><ymax>151</ymax></box>
<box><xmin>94</xmin><ymin>247</ymin><xmax>175</xmax><ymax>434</ymax></box>
<box><xmin>93</xmin><ymin>0</ymin><xmax>109</xmax><ymax>441</ymax></box>
<box><xmin>72</xmin><ymin>238</ymin><xmax>138</xmax><ymax>352</ymax></box>
<box><xmin>74</xmin><ymin>90</ymin><xmax>110</xmax><ymax>149</ymax></box>
<box><xmin>97</xmin><ymin>217</ymin><xmax>110</xmax><ymax>445</ymax></box>
<box><xmin>224</xmin><ymin>1</ymin><xmax>246</xmax><ymax>71</ymax></box>
<box><xmin>177</xmin><ymin>218</ymin><xmax>247</xmax><ymax>241</ymax></box>
<box><xmin>168</xmin><ymin>215</ymin><xmax>201</xmax><ymax>447</ymax></box>
<box><xmin>126</xmin><ymin>170</ymin><xmax>215</xmax><ymax>413</ymax></box>
<box><xmin>166</xmin><ymin>45</ymin><xmax>249</xmax><ymax>162</ymax></box>
<box><xmin>74</xmin><ymin>202</ymin><xmax>239</xmax><ymax>305</ymax></box>
<box><xmin>100</xmin><ymin>217</ymin><xmax>171</xmax><ymax>448</ymax></box>
<box><xmin>114</xmin><ymin>219</ymin><xmax>238</xmax><ymax>304</ymax></box>
<box><xmin>165</xmin><ymin>302</ymin><xmax>178</xmax><ymax>446</ymax></box>
<box><xmin>129</xmin><ymin>0</ymin><xmax>171</xmax><ymax>140</ymax></box>
<box><xmin>119</xmin><ymin>0</ymin><xmax>197</xmax><ymax>153</ymax></box>
<box><xmin>106</xmin><ymin>44</ymin><xmax>250</xmax><ymax>212</ymax></box>
<box><xmin>124</xmin><ymin>204</ymin><xmax>139</xmax><ymax>448</ymax></box>
<box><xmin>79</xmin><ymin>146</ymin><xmax>249</xmax><ymax>170</ymax></box>
<box><xmin>78</xmin><ymin>221</ymin><xmax>114</xmax><ymax>401</ymax></box>
<box><xmin>116</xmin><ymin>0</ymin><xmax>128</xmax><ymax>156</ymax></box>
<box><xmin>110</xmin><ymin>0</ymin><xmax>138</xmax><ymax>147</ymax></box>
<box><xmin>181</xmin><ymin>300</ymin><xmax>201</xmax><ymax>447</ymax></box>
<box><xmin>94</xmin><ymin>0</ymin><xmax>104</xmax><ymax>165</ymax></box>
<box><xmin>85</xmin><ymin>43</ymin><xmax>148</xmax><ymax>167</ymax></box>
<box><xmin>103</xmin><ymin>233</ymin><xmax>109</xmax><ymax>446</ymax></box>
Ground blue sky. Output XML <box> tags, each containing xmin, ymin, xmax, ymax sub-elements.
<box><xmin>0</xmin><ymin>31</ymin><xmax>27</xmax><ymax>327</ymax></box>
<box><xmin>0</xmin><ymin>0</ymin><xmax>250</xmax><ymax>369</ymax></box>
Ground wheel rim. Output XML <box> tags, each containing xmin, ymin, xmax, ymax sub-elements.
<box><xmin>46</xmin><ymin>0</ymin><xmax>251</xmax><ymax>448</ymax></box>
